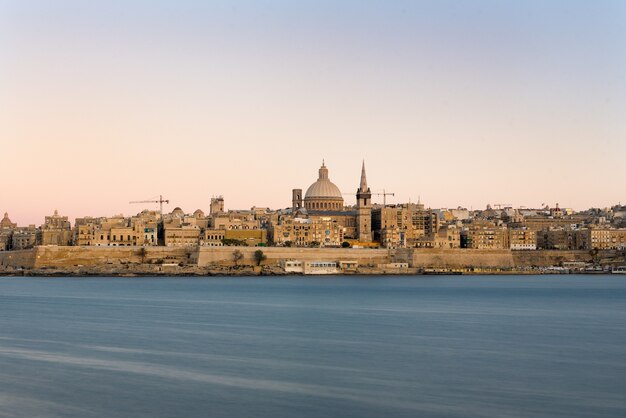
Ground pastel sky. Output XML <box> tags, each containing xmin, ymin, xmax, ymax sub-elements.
<box><xmin>2</xmin><ymin>0</ymin><xmax>625</xmax><ymax>225</ymax></box>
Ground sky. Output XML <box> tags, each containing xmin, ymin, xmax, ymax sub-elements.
<box><xmin>1</xmin><ymin>0</ymin><xmax>625</xmax><ymax>225</ymax></box>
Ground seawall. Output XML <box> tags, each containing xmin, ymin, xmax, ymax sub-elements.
<box><xmin>410</xmin><ymin>249</ymin><xmax>604</xmax><ymax>268</ymax></box>
<box><xmin>196</xmin><ymin>246</ymin><xmax>392</xmax><ymax>267</ymax></box>
<box><xmin>0</xmin><ymin>246</ymin><xmax>622</xmax><ymax>272</ymax></box>
<box><xmin>0</xmin><ymin>246</ymin><xmax>192</xmax><ymax>269</ymax></box>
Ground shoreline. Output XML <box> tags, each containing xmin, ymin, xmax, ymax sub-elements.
<box><xmin>1</xmin><ymin>246</ymin><xmax>624</xmax><ymax>277</ymax></box>
<box><xmin>0</xmin><ymin>267</ymin><xmax>620</xmax><ymax>278</ymax></box>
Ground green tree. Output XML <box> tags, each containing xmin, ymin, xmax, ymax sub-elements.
<box><xmin>254</xmin><ymin>249</ymin><xmax>267</xmax><ymax>266</ymax></box>
<box><xmin>222</xmin><ymin>238</ymin><xmax>248</xmax><ymax>246</ymax></box>
<box><xmin>341</xmin><ymin>241</ymin><xmax>351</xmax><ymax>248</ymax></box>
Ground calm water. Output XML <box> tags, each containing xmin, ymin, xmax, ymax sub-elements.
<box><xmin>1</xmin><ymin>276</ymin><xmax>625</xmax><ymax>418</ymax></box>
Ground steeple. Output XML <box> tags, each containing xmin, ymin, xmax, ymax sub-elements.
<box><xmin>355</xmin><ymin>160</ymin><xmax>372</xmax><ymax>242</ymax></box>
<box><xmin>356</xmin><ymin>160</ymin><xmax>371</xmax><ymax>203</ymax></box>
<box><xmin>359</xmin><ymin>160</ymin><xmax>369</xmax><ymax>192</ymax></box>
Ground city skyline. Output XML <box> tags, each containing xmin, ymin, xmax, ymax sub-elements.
<box><xmin>1</xmin><ymin>157</ymin><xmax>623</xmax><ymax>226</ymax></box>
<box><xmin>2</xmin><ymin>1</ymin><xmax>625</xmax><ymax>225</ymax></box>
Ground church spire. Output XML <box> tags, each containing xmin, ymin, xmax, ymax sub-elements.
<box><xmin>359</xmin><ymin>160</ymin><xmax>369</xmax><ymax>192</ymax></box>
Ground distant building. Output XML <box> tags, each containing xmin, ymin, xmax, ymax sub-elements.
<box><xmin>0</xmin><ymin>212</ymin><xmax>17</xmax><ymax>251</ymax></box>
<box><xmin>12</xmin><ymin>226</ymin><xmax>38</xmax><ymax>250</ymax></box>
<box><xmin>371</xmin><ymin>202</ymin><xmax>439</xmax><ymax>248</ymax></box>
<box><xmin>461</xmin><ymin>221</ymin><xmax>509</xmax><ymax>249</ymax></box>
<box><xmin>40</xmin><ymin>210</ymin><xmax>72</xmax><ymax>246</ymax></box>
<box><xmin>164</xmin><ymin>225</ymin><xmax>200</xmax><ymax>247</ymax></box>
<box><xmin>509</xmin><ymin>228</ymin><xmax>537</xmax><ymax>250</ymax></box>
<box><xmin>210</xmin><ymin>196</ymin><xmax>224</xmax><ymax>216</ymax></box>
<box><xmin>585</xmin><ymin>228</ymin><xmax>626</xmax><ymax>250</ymax></box>
<box><xmin>270</xmin><ymin>216</ymin><xmax>343</xmax><ymax>247</ymax></box>
<box><xmin>200</xmin><ymin>229</ymin><xmax>225</xmax><ymax>246</ymax></box>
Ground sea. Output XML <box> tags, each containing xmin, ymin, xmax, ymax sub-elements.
<box><xmin>0</xmin><ymin>275</ymin><xmax>625</xmax><ymax>418</ymax></box>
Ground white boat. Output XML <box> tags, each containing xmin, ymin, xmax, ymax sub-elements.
<box><xmin>612</xmin><ymin>266</ymin><xmax>626</xmax><ymax>274</ymax></box>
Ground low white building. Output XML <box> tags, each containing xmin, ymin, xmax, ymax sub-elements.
<box><xmin>303</xmin><ymin>261</ymin><xmax>338</xmax><ymax>275</ymax></box>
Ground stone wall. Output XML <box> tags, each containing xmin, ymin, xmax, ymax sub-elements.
<box><xmin>0</xmin><ymin>249</ymin><xmax>38</xmax><ymax>268</ymax></box>
<box><xmin>0</xmin><ymin>246</ymin><xmax>194</xmax><ymax>268</ymax></box>
<box><xmin>511</xmin><ymin>250</ymin><xmax>595</xmax><ymax>267</ymax></box>
<box><xmin>411</xmin><ymin>249</ymin><xmax>515</xmax><ymax>268</ymax></box>
<box><xmin>409</xmin><ymin>249</ymin><xmax>608</xmax><ymax>268</ymax></box>
<box><xmin>0</xmin><ymin>245</ymin><xmax>620</xmax><ymax>271</ymax></box>
<box><xmin>197</xmin><ymin>246</ymin><xmax>392</xmax><ymax>267</ymax></box>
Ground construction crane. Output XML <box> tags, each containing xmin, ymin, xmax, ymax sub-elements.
<box><xmin>129</xmin><ymin>195</ymin><xmax>170</xmax><ymax>220</ymax></box>
<box><xmin>343</xmin><ymin>190</ymin><xmax>395</xmax><ymax>207</ymax></box>
<box><xmin>374</xmin><ymin>189</ymin><xmax>395</xmax><ymax>207</ymax></box>
<box><xmin>492</xmin><ymin>203</ymin><xmax>512</xmax><ymax>210</ymax></box>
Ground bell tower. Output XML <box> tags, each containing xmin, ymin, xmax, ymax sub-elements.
<box><xmin>292</xmin><ymin>189</ymin><xmax>303</xmax><ymax>212</ymax></box>
<box><xmin>356</xmin><ymin>161</ymin><xmax>372</xmax><ymax>242</ymax></box>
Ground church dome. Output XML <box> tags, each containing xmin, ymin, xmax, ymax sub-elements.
<box><xmin>305</xmin><ymin>163</ymin><xmax>342</xmax><ymax>199</ymax></box>
<box><xmin>171</xmin><ymin>207</ymin><xmax>184</xmax><ymax>216</ymax></box>
<box><xmin>304</xmin><ymin>162</ymin><xmax>344</xmax><ymax>211</ymax></box>
<box><xmin>1</xmin><ymin>212</ymin><xmax>16</xmax><ymax>229</ymax></box>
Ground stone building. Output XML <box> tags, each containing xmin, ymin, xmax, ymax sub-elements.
<box><xmin>210</xmin><ymin>196</ymin><xmax>224</xmax><ymax>215</ymax></box>
<box><xmin>371</xmin><ymin>202</ymin><xmax>439</xmax><ymax>248</ymax></box>
<box><xmin>536</xmin><ymin>228</ymin><xmax>575</xmax><ymax>250</ymax></box>
<box><xmin>74</xmin><ymin>212</ymin><xmax>159</xmax><ymax>247</ymax></box>
<box><xmin>211</xmin><ymin>211</ymin><xmax>260</xmax><ymax>230</ymax></box>
<box><xmin>415</xmin><ymin>226</ymin><xmax>461</xmax><ymax>249</ymax></box>
<box><xmin>164</xmin><ymin>225</ymin><xmax>201</xmax><ymax>247</ymax></box>
<box><xmin>200</xmin><ymin>229</ymin><xmax>225</xmax><ymax>246</ymax></box>
<box><xmin>0</xmin><ymin>212</ymin><xmax>17</xmax><ymax>250</ymax></box>
<box><xmin>461</xmin><ymin>221</ymin><xmax>509</xmax><ymax>249</ymax></box>
<box><xmin>509</xmin><ymin>228</ymin><xmax>537</xmax><ymax>250</ymax></box>
<box><xmin>585</xmin><ymin>228</ymin><xmax>626</xmax><ymax>250</ymax></box>
<box><xmin>0</xmin><ymin>231</ymin><xmax>11</xmax><ymax>251</ymax></box>
<box><xmin>270</xmin><ymin>216</ymin><xmax>344</xmax><ymax>247</ymax></box>
<box><xmin>12</xmin><ymin>226</ymin><xmax>38</xmax><ymax>250</ymax></box>
<box><xmin>40</xmin><ymin>210</ymin><xmax>72</xmax><ymax>246</ymax></box>
<box><xmin>1</xmin><ymin>212</ymin><xmax>16</xmax><ymax>230</ymax></box>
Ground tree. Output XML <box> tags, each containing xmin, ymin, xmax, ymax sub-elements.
<box><xmin>139</xmin><ymin>247</ymin><xmax>147</xmax><ymax>264</ymax></box>
<box><xmin>222</xmin><ymin>238</ymin><xmax>247</xmax><ymax>246</ymax></box>
<box><xmin>254</xmin><ymin>249</ymin><xmax>267</xmax><ymax>266</ymax></box>
<box><xmin>283</xmin><ymin>241</ymin><xmax>293</xmax><ymax>247</ymax></box>
<box><xmin>341</xmin><ymin>241</ymin><xmax>351</xmax><ymax>248</ymax></box>
<box><xmin>232</xmin><ymin>249</ymin><xmax>244</xmax><ymax>266</ymax></box>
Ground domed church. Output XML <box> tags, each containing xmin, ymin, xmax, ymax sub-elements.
<box><xmin>302</xmin><ymin>161</ymin><xmax>344</xmax><ymax>211</ymax></box>
<box><xmin>289</xmin><ymin>160</ymin><xmax>373</xmax><ymax>242</ymax></box>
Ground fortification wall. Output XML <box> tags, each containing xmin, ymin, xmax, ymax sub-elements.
<box><xmin>410</xmin><ymin>249</ymin><xmax>601</xmax><ymax>268</ymax></box>
<box><xmin>511</xmin><ymin>250</ymin><xmax>594</xmax><ymax>267</ymax></box>
<box><xmin>1</xmin><ymin>246</ymin><xmax>193</xmax><ymax>268</ymax></box>
<box><xmin>0</xmin><ymin>249</ymin><xmax>38</xmax><ymax>269</ymax></box>
<box><xmin>0</xmin><ymin>246</ymin><xmax>619</xmax><ymax>272</ymax></box>
<box><xmin>411</xmin><ymin>249</ymin><xmax>515</xmax><ymax>268</ymax></box>
<box><xmin>197</xmin><ymin>246</ymin><xmax>391</xmax><ymax>266</ymax></box>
